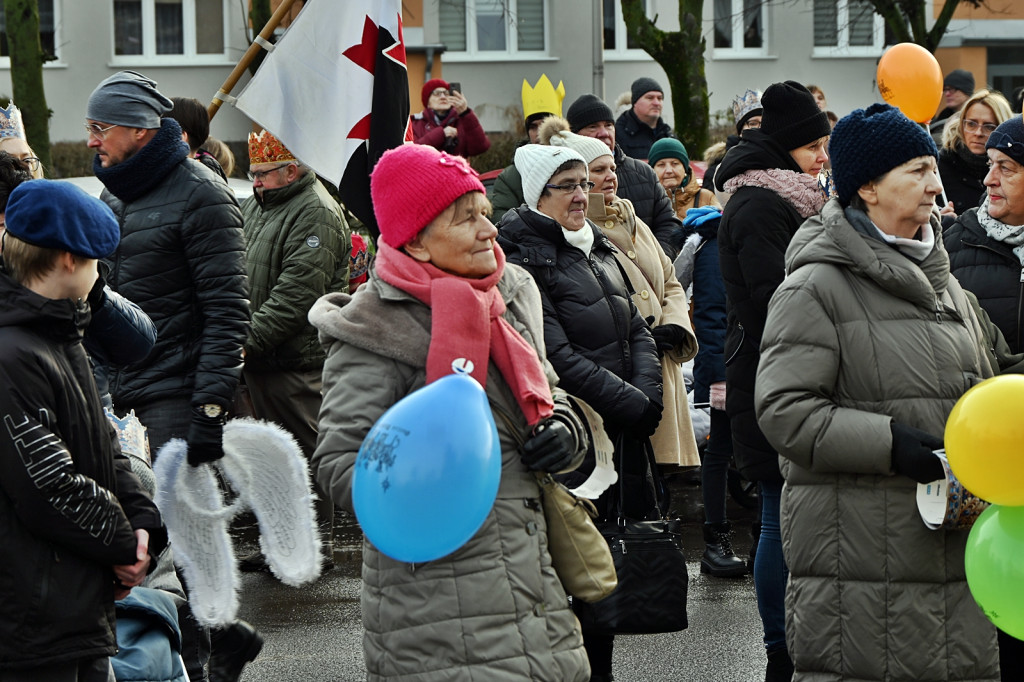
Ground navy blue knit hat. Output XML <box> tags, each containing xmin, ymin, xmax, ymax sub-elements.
<box><xmin>829</xmin><ymin>103</ymin><xmax>938</xmax><ymax>206</ymax></box>
<box><xmin>566</xmin><ymin>94</ymin><xmax>614</xmax><ymax>132</ymax></box>
<box><xmin>986</xmin><ymin>114</ymin><xmax>1024</xmax><ymax>166</ymax></box>
<box><xmin>5</xmin><ymin>180</ymin><xmax>120</xmax><ymax>258</ymax></box>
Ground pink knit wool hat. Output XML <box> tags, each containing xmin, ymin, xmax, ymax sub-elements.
<box><xmin>371</xmin><ymin>144</ymin><xmax>486</xmax><ymax>248</ymax></box>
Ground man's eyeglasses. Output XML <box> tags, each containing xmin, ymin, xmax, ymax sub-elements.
<box><xmin>545</xmin><ymin>181</ymin><xmax>596</xmax><ymax>194</ymax></box>
<box><xmin>429</xmin><ymin>88</ymin><xmax>449</xmax><ymax>98</ymax></box>
<box><xmin>247</xmin><ymin>163</ymin><xmax>292</xmax><ymax>182</ymax></box>
<box><xmin>963</xmin><ymin>119</ymin><xmax>998</xmax><ymax>136</ymax></box>
<box><xmin>84</xmin><ymin>122</ymin><xmax>119</xmax><ymax>140</ymax></box>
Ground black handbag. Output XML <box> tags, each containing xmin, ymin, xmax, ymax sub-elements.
<box><xmin>573</xmin><ymin>435</ymin><xmax>689</xmax><ymax>635</ymax></box>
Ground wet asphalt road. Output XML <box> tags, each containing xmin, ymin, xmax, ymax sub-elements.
<box><xmin>231</xmin><ymin>473</ymin><xmax>767</xmax><ymax>681</ymax></box>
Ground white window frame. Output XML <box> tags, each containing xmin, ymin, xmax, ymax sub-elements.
<box><xmin>812</xmin><ymin>0</ymin><xmax>885</xmax><ymax>58</ymax></box>
<box><xmin>604</xmin><ymin>0</ymin><xmax>655</xmax><ymax>61</ymax></box>
<box><xmin>110</xmin><ymin>0</ymin><xmax>231</xmax><ymax>67</ymax></box>
<box><xmin>0</xmin><ymin>0</ymin><xmax>62</xmax><ymax>68</ymax></box>
<box><xmin>711</xmin><ymin>0</ymin><xmax>769</xmax><ymax>60</ymax></box>
<box><xmin>440</xmin><ymin>0</ymin><xmax>550</xmax><ymax>63</ymax></box>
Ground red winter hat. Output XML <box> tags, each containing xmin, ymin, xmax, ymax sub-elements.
<box><xmin>371</xmin><ymin>144</ymin><xmax>485</xmax><ymax>248</ymax></box>
<box><xmin>421</xmin><ymin>78</ymin><xmax>449</xmax><ymax>109</ymax></box>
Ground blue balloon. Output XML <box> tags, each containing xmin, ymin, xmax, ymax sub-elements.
<box><xmin>352</xmin><ymin>373</ymin><xmax>501</xmax><ymax>563</ymax></box>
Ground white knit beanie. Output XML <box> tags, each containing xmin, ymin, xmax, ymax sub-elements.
<box><xmin>514</xmin><ymin>144</ymin><xmax>587</xmax><ymax>210</ymax></box>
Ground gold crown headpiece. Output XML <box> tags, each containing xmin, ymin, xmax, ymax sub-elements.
<box><xmin>522</xmin><ymin>75</ymin><xmax>566</xmax><ymax>120</ymax></box>
<box><xmin>248</xmin><ymin>129</ymin><xmax>296</xmax><ymax>165</ymax></box>
<box><xmin>0</xmin><ymin>102</ymin><xmax>27</xmax><ymax>140</ymax></box>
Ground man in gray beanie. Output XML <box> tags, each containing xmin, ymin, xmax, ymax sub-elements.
<box><xmin>929</xmin><ymin>68</ymin><xmax>976</xmax><ymax>145</ymax></box>
<box><xmin>564</xmin><ymin>93</ymin><xmax>684</xmax><ymax>260</ymax></box>
<box><xmin>86</xmin><ymin>70</ymin><xmax>258</xmax><ymax>682</ymax></box>
<box><xmin>616</xmin><ymin>76</ymin><xmax>674</xmax><ymax>161</ymax></box>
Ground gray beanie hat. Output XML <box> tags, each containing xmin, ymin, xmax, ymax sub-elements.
<box><xmin>87</xmin><ymin>70</ymin><xmax>173</xmax><ymax>129</ymax></box>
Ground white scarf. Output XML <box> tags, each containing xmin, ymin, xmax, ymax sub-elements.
<box><xmin>977</xmin><ymin>197</ymin><xmax>1024</xmax><ymax>266</ymax></box>
<box><xmin>869</xmin><ymin>219</ymin><xmax>936</xmax><ymax>261</ymax></box>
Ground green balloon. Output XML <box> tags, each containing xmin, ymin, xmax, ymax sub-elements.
<box><xmin>965</xmin><ymin>505</ymin><xmax>1024</xmax><ymax>639</ymax></box>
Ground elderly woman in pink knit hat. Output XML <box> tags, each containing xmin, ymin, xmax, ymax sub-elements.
<box><xmin>309</xmin><ymin>143</ymin><xmax>590</xmax><ymax>682</ymax></box>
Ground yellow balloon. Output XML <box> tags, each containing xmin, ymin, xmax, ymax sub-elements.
<box><xmin>876</xmin><ymin>43</ymin><xmax>943</xmax><ymax>123</ymax></box>
<box><xmin>945</xmin><ymin>375</ymin><xmax>1024</xmax><ymax>506</ymax></box>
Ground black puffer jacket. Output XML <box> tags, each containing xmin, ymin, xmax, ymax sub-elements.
<box><xmin>497</xmin><ymin>208</ymin><xmax>662</xmax><ymax>426</ymax></box>
<box><xmin>615</xmin><ymin>145</ymin><xmax>684</xmax><ymax>259</ymax></box>
<box><xmin>937</xmin><ymin>145</ymin><xmax>987</xmax><ymax>213</ymax></box>
<box><xmin>96</xmin><ymin>119</ymin><xmax>249</xmax><ymax>412</ymax></box>
<box><xmin>615</xmin><ymin>108</ymin><xmax>674</xmax><ymax>161</ymax></box>
<box><xmin>945</xmin><ymin>207</ymin><xmax>1024</xmax><ymax>352</ymax></box>
<box><xmin>717</xmin><ymin>132</ymin><xmax>806</xmax><ymax>483</ymax></box>
<box><xmin>0</xmin><ymin>272</ymin><xmax>164</xmax><ymax>669</ymax></box>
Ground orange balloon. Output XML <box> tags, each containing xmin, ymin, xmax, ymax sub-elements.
<box><xmin>876</xmin><ymin>43</ymin><xmax>943</xmax><ymax>123</ymax></box>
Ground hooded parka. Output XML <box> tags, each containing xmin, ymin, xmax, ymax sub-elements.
<box><xmin>755</xmin><ymin>199</ymin><xmax>999</xmax><ymax>681</ymax></box>
<box><xmin>588</xmin><ymin>195</ymin><xmax>700</xmax><ymax>468</ymax></box>
<box><xmin>310</xmin><ymin>265</ymin><xmax>589</xmax><ymax>682</ymax></box>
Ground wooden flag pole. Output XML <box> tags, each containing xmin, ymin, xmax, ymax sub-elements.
<box><xmin>208</xmin><ymin>0</ymin><xmax>300</xmax><ymax>121</ymax></box>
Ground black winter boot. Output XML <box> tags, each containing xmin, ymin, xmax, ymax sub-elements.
<box><xmin>765</xmin><ymin>647</ymin><xmax>794</xmax><ymax>682</ymax></box>
<box><xmin>701</xmin><ymin>522</ymin><xmax>747</xmax><ymax>577</ymax></box>
<box><xmin>209</xmin><ymin>619</ymin><xmax>263</xmax><ymax>682</ymax></box>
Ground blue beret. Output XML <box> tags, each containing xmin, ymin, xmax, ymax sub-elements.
<box><xmin>5</xmin><ymin>180</ymin><xmax>120</xmax><ymax>258</ymax></box>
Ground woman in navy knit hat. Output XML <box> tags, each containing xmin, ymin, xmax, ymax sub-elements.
<box><xmin>754</xmin><ymin>103</ymin><xmax>1003</xmax><ymax>681</ymax></box>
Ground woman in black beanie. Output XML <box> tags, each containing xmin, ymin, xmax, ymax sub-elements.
<box><xmin>715</xmin><ymin>80</ymin><xmax>830</xmax><ymax>682</ymax></box>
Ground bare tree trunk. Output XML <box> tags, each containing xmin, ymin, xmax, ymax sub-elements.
<box><xmin>621</xmin><ymin>0</ymin><xmax>709</xmax><ymax>155</ymax></box>
<box><xmin>4</xmin><ymin>0</ymin><xmax>51</xmax><ymax>174</ymax></box>
<box><xmin>867</xmin><ymin>0</ymin><xmax>982</xmax><ymax>53</ymax></box>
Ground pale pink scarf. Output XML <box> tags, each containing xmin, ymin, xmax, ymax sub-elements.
<box><xmin>375</xmin><ymin>241</ymin><xmax>554</xmax><ymax>425</ymax></box>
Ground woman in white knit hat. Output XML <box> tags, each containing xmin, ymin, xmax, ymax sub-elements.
<box><xmin>497</xmin><ymin>141</ymin><xmax>665</xmax><ymax>682</ymax></box>
<box><xmin>539</xmin><ymin>116</ymin><xmax>700</xmax><ymax>476</ymax></box>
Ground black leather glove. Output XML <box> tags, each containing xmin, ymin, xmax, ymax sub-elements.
<box><xmin>650</xmin><ymin>323</ymin><xmax>686</xmax><ymax>355</ymax></box>
<box><xmin>890</xmin><ymin>421</ymin><xmax>944</xmax><ymax>483</ymax></box>
<box><xmin>187</xmin><ymin>408</ymin><xmax>226</xmax><ymax>467</ymax></box>
<box><xmin>521</xmin><ymin>417</ymin><xmax>579</xmax><ymax>473</ymax></box>
<box><xmin>632</xmin><ymin>398</ymin><xmax>663</xmax><ymax>438</ymax></box>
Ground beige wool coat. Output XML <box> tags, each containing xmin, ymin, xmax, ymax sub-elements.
<box><xmin>588</xmin><ymin>194</ymin><xmax>700</xmax><ymax>468</ymax></box>
<box><xmin>309</xmin><ymin>264</ymin><xmax>589</xmax><ymax>682</ymax></box>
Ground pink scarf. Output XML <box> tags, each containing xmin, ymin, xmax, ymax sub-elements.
<box><xmin>375</xmin><ymin>242</ymin><xmax>554</xmax><ymax>425</ymax></box>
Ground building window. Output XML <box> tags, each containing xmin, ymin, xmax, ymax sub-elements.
<box><xmin>713</xmin><ymin>0</ymin><xmax>767</xmax><ymax>55</ymax></box>
<box><xmin>603</xmin><ymin>0</ymin><xmax>650</xmax><ymax>55</ymax></box>
<box><xmin>114</xmin><ymin>0</ymin><xmax>226</xmax><ymax>61</ymax></box>
<box><xmin>0</xmin><ymin>0</ymin><xmax>58</xmax><ymax>61</ymax></box>
<box><xmin>440</xmin><ymin>0</ymin><xmax>546</xmax><ymax>56</ymax></box>
<box><xmin>813</xmin><ymin>0</ymin><xmax>884</xmax><ymax>55</ymax></box>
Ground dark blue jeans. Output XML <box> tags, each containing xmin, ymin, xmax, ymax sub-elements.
<box><xmin>754</xmin><ymin>479</ymin><xmax>788</xmax><ymax>653</ymax></box>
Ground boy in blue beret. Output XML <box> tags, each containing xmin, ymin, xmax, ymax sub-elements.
<box><xmin>0</xmin><ymin>180</ymin><xmax>166</xmax><ymax>681</ymax></box>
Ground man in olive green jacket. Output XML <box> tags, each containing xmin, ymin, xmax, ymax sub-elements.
<box><xmin>241</xmin><ymin>132</ymin><xmax>351</xmax><ymax>567</ymax></box>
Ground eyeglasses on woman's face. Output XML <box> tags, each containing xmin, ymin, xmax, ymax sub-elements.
<box><xmin>544</xmin><ymin>181</ymin><xmax>596</xmax><ymax>194</ymax></box>
<box><xmin>964</xmin><ymin>119</ymin><xmax>998</xmax><ymax>136</ymax></box>
<box><xmin>22</xmin><ymin>156</ymin><xmax>40</xmax><ymax>172</ymax></box>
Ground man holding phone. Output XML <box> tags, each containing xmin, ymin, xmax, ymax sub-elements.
<box><xmin>411</xmin><ymin>78</ymin><xmax>491</xmax><ymax>160</ymax></box>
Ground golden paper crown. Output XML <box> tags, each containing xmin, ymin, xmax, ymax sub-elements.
<box><xmin>248</xmin><ymin>129</ymin><xmax>296</xmax><ymax>165</ymax></box>
<box><xmin>522</xmin><ymin>75</ymin><xmax>566</xmax><ymax>121</ymax></box>
<box><xmin>0</xmin><ymin>102</ymin><xmax>27</xmax><ymax>140</ymax></box>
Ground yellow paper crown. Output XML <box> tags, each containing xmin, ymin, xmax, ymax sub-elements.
<box><xmin>248</xmin><ymin>129</ymin><xmax>296</xmax><ymax>165</ymax></box>
<box><xmin>522</xmin><ymin>75</ymin><xmax>566</xmax><ymax>121</ymax></box>
<box><xmin>0</xmin><ymin>102</ymin><xmax>26</xmax><ymax>140</ymax></box>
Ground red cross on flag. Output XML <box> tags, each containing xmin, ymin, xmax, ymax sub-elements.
<box><xmin>235</xmin><ymin>0</ymin><xmax>410</xmax><ymax>237</ymax></box>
